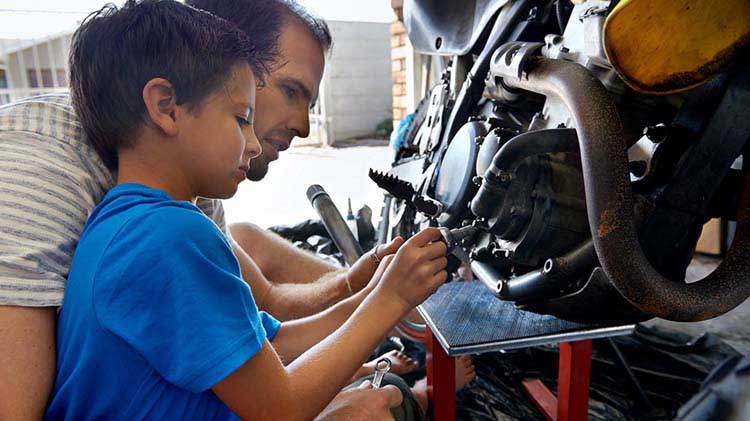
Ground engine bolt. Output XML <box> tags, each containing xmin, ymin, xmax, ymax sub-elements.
<box><xmin>643</xmin><ymin>123</ymin><xmax>669</xmax><ymax>143</ymax></box>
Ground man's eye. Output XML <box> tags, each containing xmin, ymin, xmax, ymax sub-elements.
<box><xmin>236</xmin><ymin>116</ymin><xmax>251</xmax><ymax>127</ymax></box>
<box><xmin>282</xmin><ymin>85</ymin><xmax>297</xmax><ymax>100</ymax></box>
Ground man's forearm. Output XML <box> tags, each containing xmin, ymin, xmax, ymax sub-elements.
<box><xmin>264</xmin><ymin>269</ymin><xmax>353</xmax><ymax>321</ymax></box>
<box><xmin>232</xmin><ymin>242</ymin><xmax>352</xmax><ymax>321</ymax></box>
<box><xmin>230</xmin><ymin>222</ymin><xmax>340</xmax><ymax>285</ymax></box>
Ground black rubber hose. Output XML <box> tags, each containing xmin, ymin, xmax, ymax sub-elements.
<box><xmin>471</xmin><ymin>128</ymin><xmax>579</xmax><ymax>220</ymax></box>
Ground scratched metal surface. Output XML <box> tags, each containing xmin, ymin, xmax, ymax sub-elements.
<box><xmin>419</xmin><ymin>280</ymin><xmax>630</xmax><ymax>353</ymax></box>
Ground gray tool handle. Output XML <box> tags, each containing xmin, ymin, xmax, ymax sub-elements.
<box><xmin>307</xmin><ymin>185</ymin><xmax>364</xmax><ymax>266</ymax></box>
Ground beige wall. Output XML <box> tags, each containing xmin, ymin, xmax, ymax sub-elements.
<box><xmin>324</xmin><ymin>21</ymin><xmax>392</xmax><ymax>142</ymax></box>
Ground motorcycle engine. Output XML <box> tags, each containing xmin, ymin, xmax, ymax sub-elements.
<box><xmin>434</xmin><ymin>120</ymin><xmax>589</xmax><ymax>266</ymax></box>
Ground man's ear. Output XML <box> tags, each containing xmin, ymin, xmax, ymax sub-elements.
<box><xmin>142</xmin><ymin>78</ymin><xmax>179</xmax><ymax>137</ymax></box>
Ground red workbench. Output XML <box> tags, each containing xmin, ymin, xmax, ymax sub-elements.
<box><xmin>417</xmin><ymin>280</ymin><xmax>634</xmax><ymax>421</ymax></box>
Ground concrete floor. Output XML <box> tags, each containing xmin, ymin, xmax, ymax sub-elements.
<box><xmin>224</xmin><ymin>143</ymin><xmax>750</xmax><ymax>356</ymax></box>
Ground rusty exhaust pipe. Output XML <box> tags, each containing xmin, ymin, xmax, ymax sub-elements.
<box><xmin>492</xmin><ymin>50</ymin><xmax>750</xmax><ymax>321</ymax></box>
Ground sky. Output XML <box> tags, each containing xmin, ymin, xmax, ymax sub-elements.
<box><xmin>0</xmin><ymin>0</ymin><xmax>395</xmax><ymax>39</ymax></box>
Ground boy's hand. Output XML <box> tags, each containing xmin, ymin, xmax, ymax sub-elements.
<box><xmin>315</xmin><ymin>381</ymin><xmax>403</xmax><ymax>421</ymax></box>
<box><xmin>377</xmin><ymin>228</ymin><xmax>448</xmax><ymax>314</ymax></box>
<box><xmin>346</xmin><ymin>237</ymin><xmax>404</xmax><ymax>293</ymax></box>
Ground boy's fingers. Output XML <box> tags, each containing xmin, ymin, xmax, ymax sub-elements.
<box><xmin>406</xmin><ymin>227</ymin><xmax>442</xmax><ymax>247</ymax></box>
<box><xmin>429</xmin><ymin>270</ymin><xmax>449</xmax><ymax>290</ymax></box>
<box><xmin>380</xmin><ymin>385</ymin><xmax>404</xmax><ymax>408</ymax></box>
<box><xmin>423</xmin><ymin>257</ymin><xmax>448</xmax><ymax>276</ymax></box>
<box><xmin>421</xmin><ymin>241</ymin><xmax>448</xmax><ymax>260</ymax></box>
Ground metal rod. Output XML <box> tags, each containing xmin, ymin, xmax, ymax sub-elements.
<box><xmin>306</xmin><ymin>185</ymin><xmax>363</xmax><ymax>266</ymax></box>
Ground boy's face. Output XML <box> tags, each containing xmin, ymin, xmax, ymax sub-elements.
<box><xmin>178</xmin><ymin>62</ymin><xmax>261</xmax><ymax>199</ymax></box>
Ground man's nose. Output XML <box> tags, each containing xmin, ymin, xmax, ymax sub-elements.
<box><xmin>290</xmin><ymin>107</ymin><xmax>311</xmax><ymax>139</ymax></box>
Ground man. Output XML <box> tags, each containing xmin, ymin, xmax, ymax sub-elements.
<box><xmin>0</xmin><ymin>0</ymin><xmax>402</xmax><ymax>419</ymax></box>
<box><xmin>190</xmin><ymin>0</ymin><xmax>385</xmax><ymax>322</ymax></box>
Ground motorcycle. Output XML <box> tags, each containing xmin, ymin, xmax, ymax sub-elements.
<box><xmin>314</xmin><ymin>0</ymin><xmax>750</xmax><ymax>326</ymax></box>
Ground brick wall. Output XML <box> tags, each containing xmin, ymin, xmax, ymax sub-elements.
<box><xmin>390</xmin><ymin>0</ymin><xmax>407</xmax><ymax>130</ymax></box>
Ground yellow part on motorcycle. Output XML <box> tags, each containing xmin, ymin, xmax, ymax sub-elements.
<box><xmin>603</xmin><ymin>0</ymin><xmax>750</xmax><ymax>95</ymax></box>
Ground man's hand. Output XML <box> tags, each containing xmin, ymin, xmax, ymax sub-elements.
<box><xmin>315</xmin><ymin>381</ymin><xmax>403</xmax><ymax>421</ymax></box>
<box><xmin>345</xmin><ymin>237</ymin><xmax>404</xmax><ymax>293</ymax></box>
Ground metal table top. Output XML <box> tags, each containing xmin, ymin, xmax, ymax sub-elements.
<box><xmin>417</xmin><ymin>280</ymin><xmax>635</xmax><ymax>356</ymax></box>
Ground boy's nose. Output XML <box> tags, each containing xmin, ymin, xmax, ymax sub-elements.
<box><xmin>245</xmin><ymin>134</ymin><xmax>262</xmax><ymax>160</ymax></box>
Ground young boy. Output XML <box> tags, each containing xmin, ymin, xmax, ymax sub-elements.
<box><xmin>45</xmin><ymin>1</ymin><xmax>448</xmax><ymax>420</ymax></box>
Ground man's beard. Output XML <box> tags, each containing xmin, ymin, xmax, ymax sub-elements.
<box><xmin>245</xmin><ymin>157</ymin><xmax>269</xmax><ymax>181</ymax></box>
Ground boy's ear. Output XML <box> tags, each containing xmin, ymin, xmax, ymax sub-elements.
<box><xmin>142</xmin><ymin>78</ymin><xmax>179</xmax><ymax>137</ymax></box>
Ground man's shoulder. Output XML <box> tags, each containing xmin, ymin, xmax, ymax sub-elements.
<box><xmin>0</xmin><ymin>93</ymin><xmax>84</xmax><ymax>145</ymax></box>
<box><xmin>194</xmin><ymin>197</ymin><xmax>227</xmax><ymax>233</ymax></box>
<box><xmin>0</xmin><ymin>93</ymin><xmax>74</xmax><ymax>115</ymax></box>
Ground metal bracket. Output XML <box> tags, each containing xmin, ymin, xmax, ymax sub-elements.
<box><xmin>489</xmin><ymin>41</ymin><xmax>544</xmax><ymax>81</ymax></box>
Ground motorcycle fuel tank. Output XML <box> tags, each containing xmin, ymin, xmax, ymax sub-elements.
<box><xmin>404</xmin><ymin>0</ymin><xmax>510</xmax><ymax>55</ymax></box>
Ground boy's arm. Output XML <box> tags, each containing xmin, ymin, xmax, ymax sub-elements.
<box><xmin>232</xmin><ymin>237</ymin><xmax>402</xmax><ymax>321</ymax></box>
<box><xmin>214</xmin><ymin>293</ymin><xmax>405</xmax><ymax>421</ymax></box>
<box><xmin>269</xmin><ymin>257</ymin><xmax>392</xmax><ymax>363</ymax></box>
<box><xmin>213</xmin><ymin>229</ymin><xmax>447</xmax><ymax>421</ymax></box>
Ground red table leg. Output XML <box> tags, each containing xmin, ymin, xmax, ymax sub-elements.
<box><xmin>557</xmin><ymin>340</ymin><xmax>592</xmax><ymax>421</ymax></box>
<box><xmin>426</xmin><ymin>326</ymin><xmax>455</xmax><ymax>421</ymax></box>
<box><xmin>522</xmin><ymin>339</ymin><xmax>593</xmax><ymax>421</ymax></box>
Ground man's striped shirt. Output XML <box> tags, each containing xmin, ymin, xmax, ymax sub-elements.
<box><xmin>0</xmin><ymin>94</ymin><xmax>228</xmax><ymax>307</ymax></box>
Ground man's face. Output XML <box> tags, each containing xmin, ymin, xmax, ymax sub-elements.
<box><xmin>246</xmin><ymin>18</ymin><xmax>326</xmax><ymax>181</ymax></box>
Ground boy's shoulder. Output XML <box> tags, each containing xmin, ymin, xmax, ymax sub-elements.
<box><xmin>91</xmin><ymin>185</ymin><xmax>228</xmax><ymax>255</ymax></box>
<box><xmin>122</xmin><ymin>202</ymin><xmax>226</xmax><ymax>251</ymax></box>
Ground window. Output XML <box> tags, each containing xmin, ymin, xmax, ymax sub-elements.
<box><xmin>56</xmin><ymin>69</ymin><xmax>67</xmax><ymax>87</ymax></box>
<box><xmin>0</xmin><ymin>69</ymin><xmax>7</xmax><ymax>89</ymax></box>
<box><xmin>27</xmin><ymin>68</ymin><xmax>66</xmax><ymax>88</ymax></box>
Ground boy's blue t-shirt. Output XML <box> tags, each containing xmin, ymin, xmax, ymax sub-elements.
<box><xmin>45</xmin><ymin>184</ymin><xmax>280</xmax><ymax>420</ymax></box>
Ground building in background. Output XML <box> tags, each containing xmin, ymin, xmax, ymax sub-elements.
<box><xmin>318</xmin><ymin>20</ymin><xmax>392</xmax><ymax>145</ymax></box>
<box><xmin>389</xmin><ymin>0</ymin><xmax>448</xmax><ymax>130</ymax></box>
<box><xmin>0</xmin><ymin>33</ymin><xmax>72</xmax><ymax>105</ymax></box>
<box><xmin>0</xmin><ymin>20</ymin><xmax>392</xmax><ymax>147</ymax></box>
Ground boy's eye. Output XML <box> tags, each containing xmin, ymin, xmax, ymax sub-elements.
<box><xmin>236</xmin><ymin>116</ymin><xmax>251</xmax><ymax>127</ymax></box>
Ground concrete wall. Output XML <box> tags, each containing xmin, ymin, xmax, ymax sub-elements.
<box><xmin>324</xmin><ymin>21</ymin><xmax>392</xmax><ymax>142</ymax></box>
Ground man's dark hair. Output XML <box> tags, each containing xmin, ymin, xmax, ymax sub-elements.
<box><xmin>69</xmin><ymin>0</ymin><xmax>279</xmax><ymax>170</ymax></box>
<box><xmin>277</xmin><ymin>0</ymin><xmax>332</xmax><ymax>54</ymax></box>
<box><xmin>187</xmin><ymin>0</ymin><xmax>332</xmax><ymax>55</ymax></box>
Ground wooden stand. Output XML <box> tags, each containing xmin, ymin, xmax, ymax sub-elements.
<box><xmin>522</xmin><ymin>340</ymin><xmax>593</xmax><ymax>421</ymax></box>
<box><xmin>418</xmin><ymin>281</ymin><xmax>632</xmax><ymax>421</ymax></box>
<box><xmin>426</xmin><ymin>327</ymin><xmax>456</xmax><ymax>421</ymax></box>
<box><xmin>427</xmin><ymin>329</ymin><xmax>594</xmax><ymax>421</ymax></box>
